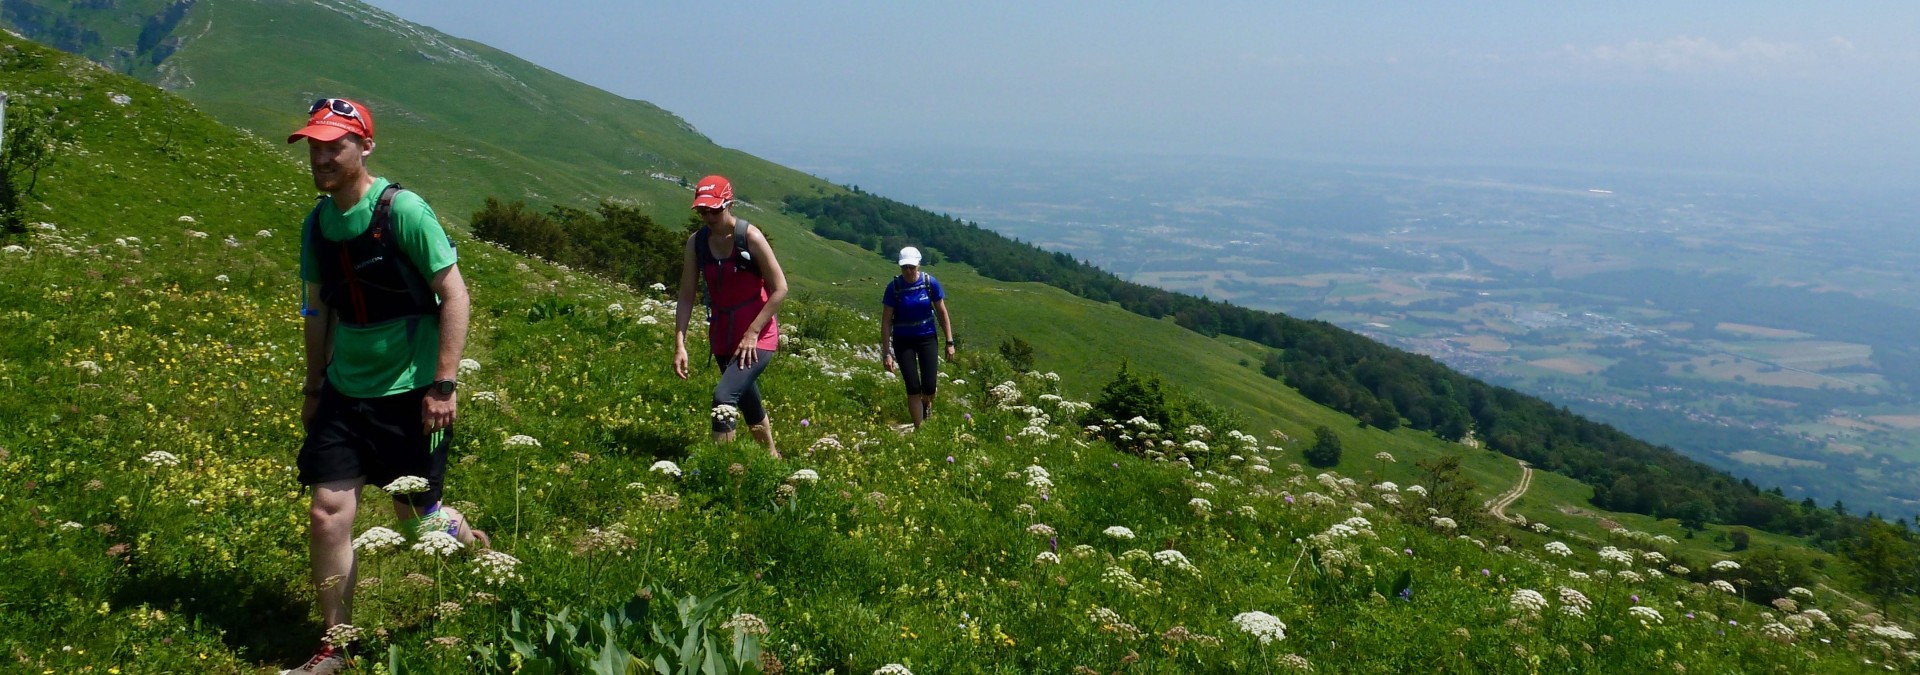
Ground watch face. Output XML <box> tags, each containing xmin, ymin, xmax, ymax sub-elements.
<box><xmin>435</xmin><ymin>380</ymin><xmax>456</xmax><ymax>394</ymax></box>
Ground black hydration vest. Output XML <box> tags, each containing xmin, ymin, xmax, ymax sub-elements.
<box><xmin>306</xmin><ymin>183</ymin><xmax>441</xmax><ymax>328</ymax></box>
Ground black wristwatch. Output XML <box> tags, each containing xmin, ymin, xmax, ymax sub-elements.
<box><xmin>431</xmin><ymin>379</ymin><xmax>458</xmax><ymax>395</ymax></box>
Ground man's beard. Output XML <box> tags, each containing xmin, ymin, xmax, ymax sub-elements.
<box><xmin>311</xmin><ymin>165</ymin><xmax>353</xmax><ymax>192</ymax></box>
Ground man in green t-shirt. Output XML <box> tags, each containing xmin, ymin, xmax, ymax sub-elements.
<box><xmin>282</xmin><ymin>98</ymin><xmax>478</xmax><ymax>675</ymax></box>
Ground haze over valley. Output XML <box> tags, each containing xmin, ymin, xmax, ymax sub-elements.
<box><xmin>758</xmin><ymin>142</ymin><xmax>1920</xmax><ymax>519</ymax></box>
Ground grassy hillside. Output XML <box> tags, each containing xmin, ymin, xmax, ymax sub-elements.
<box><xmin>0</xmin><ymin>0</ymin><xmax>1550</xmax><ymax>495</ymax></box>
<box><xmin>4</xmin><ymin>32</ymin><xmax>1917</xmax><ymax>674</ymax></box>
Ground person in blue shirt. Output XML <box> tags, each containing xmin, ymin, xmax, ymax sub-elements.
<box><xmin>881</xmin><ymin>247</ymin><xmax>956</xmax><ymax>427</ymax></box>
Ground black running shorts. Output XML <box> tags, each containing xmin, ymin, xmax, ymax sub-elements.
<box><xmin>298</xmin><ymin>382</ymin><xmax>450</xmax><ymax>508</ymax></box>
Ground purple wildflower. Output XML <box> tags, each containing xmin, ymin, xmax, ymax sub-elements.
<box><xmin>946</xmin><ymin>456</ymin><xmax>955</xmax><ymax>463</ymax></box>
<box><xmin>800</xmin><ymin>418</ymin><xmax>810</xmax><ymax>427</ymax></box>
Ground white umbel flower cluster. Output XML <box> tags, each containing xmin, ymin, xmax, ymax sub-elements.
<box><xmin>650</xmin><ymin>460</ymin><xmax>683</xmax><ymax>477</ymax></box>
<box><xmin>382</xmin><ymin>475</ymin><xmax>430</xmax><ymax>494</ymax></box>
<box><xmin>504</xmin><ymin>435</ymin><xmax>541</xmax><ymax>448</ymax></box>
<box><xmin>471</xmin><ymin>550</ymin><xmax>523</xmax><ymax>586</ymax></box>
<box><xmin>1711</xmin><ymin>560</ymin><xmax>1741</xmax><ymax>572</ymax></box>
<box><xmin>1544</xmin><ymin>541</ymin><xmax>1573</xmax><ymax>557</ymax></box>
<box><xmin>1154</xmin><ymin>549</ymin><xmax>1199</xmax><ymax>574</ymax></box>
<box><xmin>1509</xmin><ymin>589</ymin><xmax>1548</xmax><ymax>614</ymax></box>
<box><xmin>1103</xmin><ymin>525</ymin><xmax>1136</xmax><ymax>540</ymax></box>
<box><xmin>351</xmin><ymin>526</ymin><xmax>407</xmax><ymax>553</ymax></box>
<box><xmin>1628</xmin><ymin>606</ymin><xmax>1664</xmax><ymax>624</ymax></box>
<box><xmin>412</xmin><ymin>531</ymin><xmax>464</xmax><ymax>557</ymax></box>
<box><xmin>1598</xmin><ymin>546</ymin><xmax>1635</xmax><ymax>566</ymax></box>
<box><xmin>1231</xmin><ymin>611</ymin><xmax>1287</xmax><ymax>644</ymax></box>
<box><xmin>141</xmin><ymin>451</ymin><xmax>182</xmax><ymax>468</ymax></box>
<box><xmin>787</xmin><ymin>468</ymin><xmax>821</xmax><ymax>483</ymax></box>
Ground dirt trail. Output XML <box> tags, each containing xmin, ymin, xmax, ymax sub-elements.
<box><xmin>1487</xmin><ymin>459</ymin><xmax>1533</xmax><ymax>523</ymax></box>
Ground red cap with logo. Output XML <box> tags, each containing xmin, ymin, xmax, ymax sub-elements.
<box><xmin>288</xmin><ymin>98</ymin><xmax>375</xmax><ymax>144</ymax></box>
<box><xmin>692</xmin><ymin>175</ymin><xmax>733</xmax><ymax>209</ymax></box>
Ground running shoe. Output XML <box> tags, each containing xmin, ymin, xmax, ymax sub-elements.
<box><xmin>280</xmin><ymin>644</ymin><xmax>344</xmax><ymax>675</ymax></box>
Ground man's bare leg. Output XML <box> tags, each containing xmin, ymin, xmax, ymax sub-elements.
<box><xmin>309</xmin><ymin>479</ymin><xmax>363</xmax><ymax>628</ymax></box>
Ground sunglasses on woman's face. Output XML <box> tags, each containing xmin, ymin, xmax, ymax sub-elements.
<box><xmin>695</xmin><ymin>206</ymin><xmax>725</xmax><ymax>215</ymax></box>
<box><xmin>308</xmin><ymin>98</ymin><xmax>360</xmax><ymax>119</ymax></box>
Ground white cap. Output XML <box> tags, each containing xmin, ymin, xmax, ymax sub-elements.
<box><xmin>897</xmin><ymin>246</ymin><xmax>922</xmax><ymax>266</ymax></box>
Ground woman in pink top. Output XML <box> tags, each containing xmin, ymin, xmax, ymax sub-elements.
<box><xmin>673</xmin><ymin>175</ymin><xmax>788</xmax><ymax>456</ymax></box>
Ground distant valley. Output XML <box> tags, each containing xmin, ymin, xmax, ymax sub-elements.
<box><xmin>761</xmin><ymin>142</ymin><xmax>1920</xmax><ymax>519</ymax></box>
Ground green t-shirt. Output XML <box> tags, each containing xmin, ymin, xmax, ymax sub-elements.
<box><xmin>299</xmin><ymin>177</ymin><xmax>458</xmax><ymax>399</ymax></box>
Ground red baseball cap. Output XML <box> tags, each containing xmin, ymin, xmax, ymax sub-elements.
<box><xmin>692</xmin><ymin>175</ymin><xmax>733</xmax><ymax>209</ymax></box>
<box><xmin>287</xmin><ymin>97</ymin><xmax>374</xmax><ymax>144</ymax></box>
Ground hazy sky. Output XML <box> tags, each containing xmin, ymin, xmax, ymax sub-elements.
<box><xmin>365</xmin><ymin>1</ymin><xmax>1920</xmax><ymax>185</ymax></box>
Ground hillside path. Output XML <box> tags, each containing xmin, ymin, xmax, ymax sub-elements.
<box><xmin>1486</xmin><ymin>458</ymin><xmax>1533</xmax><ymax>524</ymax></box>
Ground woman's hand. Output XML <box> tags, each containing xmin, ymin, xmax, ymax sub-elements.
<box><xmin>945</xmin><ymin>343</ymin><xmax>957</xmax><ymax>362</ymax></box>
<box><xmin>883</xmin><ymin>353</ymin><xmax>896</xmax><ymax>373</ymax></box>
<box><xmin>735</xmin><ymin>335</ymin><xmax>760</xmax><ymax>368</ymax></box>
<box><xmin>673</xmin><ymin>344</ymin><xmax>690</xmax><ymax>380</ymax></box>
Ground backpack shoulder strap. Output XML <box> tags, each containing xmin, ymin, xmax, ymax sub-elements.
<box><xmin>732</xmin><ymin>219</ymin><xmax>758</xmax><ymax>274</ymax></box>
<box><xmin>368</xmin><ymin>182</ymin><xmax>406</xmax><ymax>241</ymax></box>
<box><xmin>692</xmin><ymin>226</ymin><xmax>715</xmax><ymax>266</ymax></box>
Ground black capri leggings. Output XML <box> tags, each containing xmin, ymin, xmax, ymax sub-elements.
<box><xmin>893</xmin><ymin>333</ymin><xmax>939</xmax><ymax>396</ymax></box>
<box><xmin>713</xmin><ymin>349</ymin><xmax>774</xmax><ymax>433</ymax></box>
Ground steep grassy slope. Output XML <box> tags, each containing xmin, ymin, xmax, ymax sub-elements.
<box><xmin>6</xmin><ymin>0</ymin><xmax>1903</xmax><ymax>607</ymax></box>
<box><xmin>5</xmin><ymin>33</ymin><xmax>1916</xmax><ymax>674</ymax></box>
<box><xmin>0</xmin><ymin>0</ymin><xmax>1546</xmax><ymax>492</ymax></box>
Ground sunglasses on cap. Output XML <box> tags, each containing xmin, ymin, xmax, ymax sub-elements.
<box><xmin>309</xmin><ymin>98</ymin><xmax>361</xmax><ymax>119</ymax></box>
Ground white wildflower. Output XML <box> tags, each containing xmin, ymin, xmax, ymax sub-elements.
<box><xmin>1026</xmin><ymin>523</ymin><xmax>1056</xmax><ymax>537</ymax></box>
<box><xmin>140</xmin><ymin>450</ymin><xmax>181</xmax><ymax>467</ymax></box>
<box><xmin>650</xmin><ymin>460</ymin><xmax>683</xmax><ymax>477</ymax></box>
<box><xmin>1374</xmin><ymin>452</ymin><xmax>1395</xmax><ymax>463</ymax></box>
<box><xmin>1710</xmin><ymin>580</ymin><xmax>1738</xmax><ymax>595</ymax></box>
<box><xmin>874</xmin><ymin>665</ymin><xmax>914</xmax><ymax>675</ymax></box>
<box><xmin>1598</xmin><ymin>546</ymin><xmax>1635</xmax><ymax>567</ymax></box>
<box><xmin>1628</xmin><ymin>606</ymin><xmax>1664</xmax><ymax>624</ymax></box>
<box><xmin>324</xmin><ymin>623</ymin><xmax>363</xmax><ymax>647</ymax></box>
<box><xmin>1510</xmin><ymin>589</ymin><xmax>1548</xmax><ymax>614</ymax></box>
<box><xmin>382</xmin><ymin>476</ymin><xmax>430</xmax><ymax>494</ymax></box>
<box><xmin>1103</xmin><ymin>526</ymin><xmax>1136</xmax><ymax>540</ymax></box>
<box><xmin>471</xmin><ymin>550</ymin><xmax>523</xmax><ymax>586</ymax></box>
<box><xmin>1154</xmin><ymin>549</ymin><xmax>1199</xmax><ymax>573</ymax></box>
<box><xmin>1430</xmin><ymin>516</ymin><xmax>1458</xmax><ymax>530</ymax></box>
<box><xmin>504</xmin><ymin>435</ymin><xmax>541</xmax><ymax>448</ymax></box>
<box><xmin>787</xmin><ymin>468</ymin><xmax>820</xmax><ymax>483</ymax></box>
<box><xmin>412</xmin><ymin>531</ymin><xmax>463</xmax><ymax>557</ymax></box>
<box><xmin>351</xmin><ymin>526</ymin><xmax>407</xmax><ymax>553</ymax></box>
<box><xmin>649</xmin><ymin>282</ymin><xmax>668</xmax><ymax>292</ymax></box>
<box><xmin>1034</xmin><ymin>551</ymin><xmax>1060</xmax><ymax>565</ymax></box>
<box><xmin>1231</xmin><ymin>611</ymin><xmax>1287</xmax><ymax>644</ymax></box>
<box><xmin>1710</xmin><ymin>560</ymin><xmax>1741</xmax><ymax>572</ymax></box>
<box><xmin>1544</xmin><ymin>541</ymin><xmax>1573</xmax><ymax>557</ymax></box>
